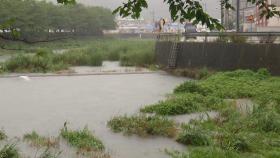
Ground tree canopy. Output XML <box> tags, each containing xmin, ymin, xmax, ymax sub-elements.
<box><xmin>58</xmin><ymin>0</ymin><xmax>280</xmax><ymax>30</ymax></box>
<box><xmin>0</xmin><ymin>0</ymin><xmax>115</xmax><ymax>43</ymax></box>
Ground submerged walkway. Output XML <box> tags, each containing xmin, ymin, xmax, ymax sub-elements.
<box><xmin>0</xmin><ymin>61</ymin><xmax>157</xmax><ymax>78</ymax></box>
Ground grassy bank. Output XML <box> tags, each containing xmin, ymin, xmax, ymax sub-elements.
<box><xmin>0</xmin><ymin>38</ymin><xmax>155</xmax><ymax>73</ymax></box>
<box><xmin>141</xmin><ymin>69</ymin><xmax>280</xmax><ymax>115</ymax></box>
<box><xmin>108</xmin><ymin>69</ymin><xmax>280</xmax><ymax>158</ymax></box>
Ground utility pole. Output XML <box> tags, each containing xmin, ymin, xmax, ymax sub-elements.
<box><xmin>151</xmin><ymin>10</ymin><xmax>155</xmax><ymax>23</ymax></box>
<box><xmin>221</xmin><ymin>1</ymin><xmax>224</xmax><ymax>27</ymax></box>
<box><xmin>236</xmin><ymin>0</ymin><xmax>240</xmax><ymax>32</ymax></box>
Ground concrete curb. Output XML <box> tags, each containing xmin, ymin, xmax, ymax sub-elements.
<box><xmin>0</xmin><ymin>71</ymin><xmax>159</xmax><ymax>78</ymax></box>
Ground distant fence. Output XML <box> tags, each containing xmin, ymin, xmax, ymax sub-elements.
<box><xmin>104</xmin><ymin>33</ymin><xmax>156</xmax><ymax>39</ymax></box>
<box><xmin>155</xmin><ymin>33</ymin><xmax>280</xmax><ymax>75</ymax></box>
<box><xmin>157</xmin><ymin>32</ymin><xmax>280</xmax><ymax>43</ymax></box>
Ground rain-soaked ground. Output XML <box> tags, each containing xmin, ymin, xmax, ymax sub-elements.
<box><xmin>0</xmin><ymin>62</ymin><xmax>189</xmax><ymax>158</ymax></box>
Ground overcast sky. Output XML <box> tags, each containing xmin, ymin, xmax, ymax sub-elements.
<box><xmin>49</xmin><ymin>0</ymin><xmax>221</xmax><ymax>20</ymax></box>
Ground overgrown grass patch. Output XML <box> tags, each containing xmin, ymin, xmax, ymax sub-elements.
<box><xmin>138</xmin><ymin>69</ymin><xmax>280</xmax><ymax>157</ymax></box>
<box><xmin>142</xmin><ymin>69</ymin><xmax>280</xmax><ymax>116</ymax></box>
<box><xmin>107</xmin><ymin>115</ymin><xmax>177</xmax><ymax>138</ymax></box>
<box><xmin>1</xmin><ymin>48</ymin><xmax>103</xmax><ymax>73</ymax></box>
<box><xmin>23</xmin><ymin>131</ymin><xmax>59</xmax><ymax>148</ymax></box>
<box><xmin>60</xmin><ymin>126</ymin><xmax>104</xmax><ymax>152</ymax></box>
<box><xmin>53</xmin><ymin>49</ymin><xmax>103</xmax><ymax>66</ymax></box>
<box><xmin>2</xmin><ymin>50</ymin><xmax>67</xmax><ymax>73</ymax></box>
<box><xmin>175</xmin><ymin>69</ymin><xmax>277</xmax><ymax>101</ymax></box>
<box><xmin>167</xmin><ymin>147</ymin><xmax>243</xmax><ymax>158</ymax></box>
<box><xmin>173</xmin><ymin>106</ymin><xmax>280</xmax><ymax>157</ymax></box>
<box><xmin>140</xmin><ymin>93</ymin><xmax>225</xmax><ymax>115</ymax></box>
<box><xmin>0</xmin><ymin>39</ymin><xmax>155</xmax><ymax>73</ymax></box>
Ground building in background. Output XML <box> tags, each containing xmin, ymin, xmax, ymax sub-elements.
<box><xmin>222</xmin><ymin>0</ymin><xmax>280</xmax><ymax>32</ymax></box>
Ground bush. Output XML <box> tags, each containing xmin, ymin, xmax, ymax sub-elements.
<box><xmin>107</xmin><ymin>115</ymin><xmax>177</xmax><ymax>137</ymax></box>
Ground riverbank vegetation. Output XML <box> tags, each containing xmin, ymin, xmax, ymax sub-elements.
<box><xmin>0</xmin><ymin>39</ymin><xmax>155</xmax><ymax>73</ymax></box>
<box><xmin>108</xmin><ymin>69</ymin><xmax>280</xmax><ymax>158</ymax></box>
<box><xmin>141</xmin><ymin>69</ymin><xmax>279</xmax><ymax>115</ymax></box>
<box><xmin>60</xmin><ymin>126</ymin><xmax>105</xmax><ymax>153</ymax></box>
<box><xmin>23</xmin><ymin>131</ymin><xmax>59</xmax><ymax>148</ymax></box>
<box><xmin>108</xmin><ymin>115</ymin><xmax>177</xmax><ymax>138</ymax></box>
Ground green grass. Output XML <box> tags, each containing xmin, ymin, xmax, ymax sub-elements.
<box><xmin>167</xmin><ymin>147</ymin><xmax>243</xmax><ymax>158</ymax></box>
<box><xmin>0</xmin><ymin>144</ymin><xmax>20</xmax><ymax>158</ymax></box>
<box><xmin>141</xmin><ymin>93</ymin><xmax>226</xmax><ymax>115</ymax></box>
<box><xmin>136</xmin><ymin>69</ymin><xmax>280</xmax><ymax>157</ymax></box>
<box><xmin>53</xmin><ymin>49</ymin><xmax>103</xmax><ymax>66</ymax></box>
<box><xmin>0</xmin><ymin>38</ymin><xmax>155</xmax><ymax>73</ymax></box>
<box><xmin>1</xmin><ymin>48</ymin><xmax>103</xmax><ymax>73</ymax></box>
<box><xmin>0</xmin><ymin>130</ymin><xmax>7</xmax><ymax>141</ymax></box>
<box><xmin>23</xmin><ymin>131</ymin><xmax>59</xmax><ymax>148</ymax></box>
<box><xmin>141</xmin><ymin>69</ymin><xmax>280</xmax><ymax>115</ymax></box>
<box><xmin>171</xmin><ymin>106</ymin><xmax>280</xmax><ymax>157</ymax></box>
<box><xmin>60</xmin><ymin>126</ymin><xmax>104</xmax><ymax>152</ymax></box>
<box><xmin>176</xmin><ymin>125</ymin><xmax>210</xmax><ymax>146</ymax></box>
<box><xmin>107</xmin><ymin>115</ymin><xmax>177</xmax><ymax>138</ymax></box>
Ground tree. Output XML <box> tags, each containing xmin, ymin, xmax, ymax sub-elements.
<box><xmin>0</xmin><ymin>0</ymin><xmax>115</xmax><ymax>42</ymax></box>
<box><xmin>58</xmin><ymin>0</ymin><xmax>280</xmax><ymax>30</ymax></box>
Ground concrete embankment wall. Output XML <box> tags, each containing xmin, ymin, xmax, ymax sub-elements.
<box><xmin>155</xmin><ymin>41</ymin><xmax>280</xmax><ymax>75</ymax></box>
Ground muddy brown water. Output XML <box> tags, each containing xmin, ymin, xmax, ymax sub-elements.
<box><xmin>0</xmin><ymin>72</ymin><xmax>188</xmax><ymax>158</ymax></box>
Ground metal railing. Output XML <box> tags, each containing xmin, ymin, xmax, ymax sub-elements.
<box><xmin>157</xmin><ymin>32</ymin><xmax>280</xmax><ymax>44</ymax></box>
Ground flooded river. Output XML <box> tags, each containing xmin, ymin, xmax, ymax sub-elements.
<box><xmin>0</xmin><ymin>72</ymin><xmax>187</xmax><ymax>158</ymax></box>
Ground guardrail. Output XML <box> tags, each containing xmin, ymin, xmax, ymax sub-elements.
<box><xmin>157</xmin><ymin>32</ymin><xmax>280</xmax><ymax>44</ymax></box>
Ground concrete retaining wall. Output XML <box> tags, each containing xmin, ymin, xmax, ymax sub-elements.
<box><xmin>155</xmin><ymin>41</ymin><xmax>280</xmax><ymax>75</ymax></box>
